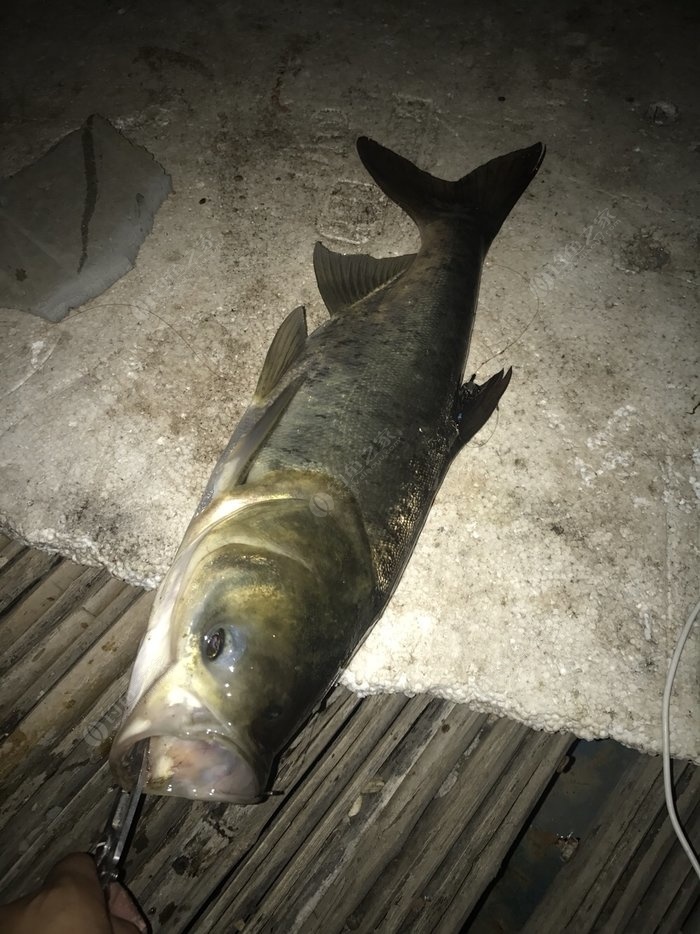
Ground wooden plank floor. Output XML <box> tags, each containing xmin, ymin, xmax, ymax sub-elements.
<box><xmin>0</xmin><ymin>536</ymin><xmax>698</xmax><ymax>932</ymax></box>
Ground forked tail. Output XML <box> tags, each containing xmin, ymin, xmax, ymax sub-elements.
<box><xmin>356</xmin><ymin>136</ymin><xmax>545</xmax><ymax>250</ymax></box>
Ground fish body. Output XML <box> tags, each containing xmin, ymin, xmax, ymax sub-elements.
<box><xmin>110</xmin><ymin>137</ymin><xmax>545</xmax><ymax>802</ymax></box>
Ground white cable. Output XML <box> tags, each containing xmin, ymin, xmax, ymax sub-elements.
<box><xmin>662</xmin><ymin>598</ymin><xmax>700</xmax><ymax>880</ymax></box>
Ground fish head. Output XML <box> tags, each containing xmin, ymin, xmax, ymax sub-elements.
<box><xmin>110</xmin><ymin>541</ymin><xmax>343</xmax><ymax>804</ymax></box>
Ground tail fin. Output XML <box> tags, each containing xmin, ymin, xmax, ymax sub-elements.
<box><xmin>356</xmin><ymin>137</ymin><xmax>545</xmax><ymax>249</ymax></box>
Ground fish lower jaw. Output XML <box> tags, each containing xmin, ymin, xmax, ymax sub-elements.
<box><xmin>149</xmin><ymin>734</ymin><xmax>264</xmax><ymax>803</ymax></box>
<box><xmin>114</xmin><ymin>732</ymin><xmax>265</xmax><ymax>804</ymax></box>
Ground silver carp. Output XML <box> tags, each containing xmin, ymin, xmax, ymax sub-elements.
<box><xmin>110</xmin><ymin>137</ymin><xmax>545</xmax><ymax>802</ymax></box>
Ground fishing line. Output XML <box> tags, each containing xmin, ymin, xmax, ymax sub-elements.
<box><xmin>662</xmin><ymin>597</ymin><xmax>700</xmax><ymax>880</ymax></box>
<box><xmin>65</xmin><ymin>300</ymin><xmax>224</xmax><ymax>380</ymax></box>
<box><xmin>62</xmin><ymin>233</ymin><xmax>228</xmax><ymax>380</ymax></box>
<box><xmin>473</xmin><ymin>260</ymin><xmax>543</xmax><ymax>374</ymax></box>
<box><xmin>470</xmin><ymin>261</ymin><xmax>542</xmax><ymax>449</ymax></box>
<box><xmin>472</xmin><ymin>407</ymin><xmax>501</xmax><ymax>449</ymax></box>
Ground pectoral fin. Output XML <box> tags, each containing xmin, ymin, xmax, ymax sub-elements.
<box><xmin>254</xmin><ymin>305</ymin><xmax>307</xmax><ymax>400</ymax></box>
<box><xmin>196</xmin><ymin>377</ymin><xmax>304</xmax><ymax>511</ymax></box>
<box><xmin>451</xmin><ymin>367</ymin><xmax>512</xmax><ymax>454</ymax></box>
<box><xmin>196</xmin><ymin>306</ymin><xmax>308</xmax><ymax>510</ymax></box>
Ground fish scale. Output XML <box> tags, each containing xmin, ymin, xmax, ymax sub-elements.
<box><xmin>247</xmin><ymin>239</ymin><xmax>482</xmax><ymax>594</ymax></box>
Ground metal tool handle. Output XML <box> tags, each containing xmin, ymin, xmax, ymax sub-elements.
<box><xmin>93</xmin><ymin>747</ymin><xmax>148</xmax><ymax>889</ymax></box>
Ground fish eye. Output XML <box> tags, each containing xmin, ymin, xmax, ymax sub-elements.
<box><xmin>200</xmin><ymin>624</ymin><xmax>247</xmax><ymax>668</ymax></box>
<box><xmin>202</xmin><ymin>627</ymin><xmax>225</xmax><ymax>660</ymax></box>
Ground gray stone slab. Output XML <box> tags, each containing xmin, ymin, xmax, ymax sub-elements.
<box><xmin>0</xmin><ymin>114</ymin><xmax>171</xmax><ymax>322</ymax></box>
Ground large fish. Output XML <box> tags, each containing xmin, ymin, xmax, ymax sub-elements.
<box><xmin>110</xmin><ymin>137</ymin><xmax>545</xmax><ymax>802</ymax></box>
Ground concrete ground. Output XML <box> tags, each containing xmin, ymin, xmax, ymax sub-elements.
<box><xmin>1</xmin><ymin>0</ymin><xmax>698</xmax><ymax>761</ymax></box>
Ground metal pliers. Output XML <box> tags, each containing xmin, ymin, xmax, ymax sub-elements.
<box><xmin>92</xmin><ymin>747</ymin><xmax>148</xmax><ymax>890</ymax></box>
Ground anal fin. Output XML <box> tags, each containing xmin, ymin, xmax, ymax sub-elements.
<box><xmin>452</xmin><ymin>367</ymin><xmax>512</xmax><ymax>452</ymax></box>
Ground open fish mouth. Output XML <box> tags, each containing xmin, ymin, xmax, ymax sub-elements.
<box><xmin>109</xmin><ymin>679</ymin><xmax>268</xmax><ymax>803</ymax></box>
<box><xmin>112</xmin><ymin>731</ymin><xmax>264</xmax><ymax>804</ymax></box>
<box><xmin>147</xmin><ymin>733</ymin><xmax>263</xmax><ymax>803</ymax></box>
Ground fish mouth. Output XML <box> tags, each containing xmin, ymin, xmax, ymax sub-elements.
<box><xmin>109</xmin><ymin>683</ymin><xmax>268</xmax><ymax>804</ymax></box>
<box><xmin>111</xmin><ymin>730</ymin><xmax>265</xmax><ymax>804</ymax></box>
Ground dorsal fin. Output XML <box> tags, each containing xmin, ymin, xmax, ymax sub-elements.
<box><xmin>254</xmin><ymin>305</ymin><xmax>307</xmax><ymax>400</ymax></box>
<box><xmin>313</xmin><ymin>242</ymin><xmax>415</xmax><ymax>316</ymax></box>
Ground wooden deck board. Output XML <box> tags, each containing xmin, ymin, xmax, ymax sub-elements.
<box><xmin>425</xmin><ymin>730</ymin><xmax>574</xmax><ymax>934</ymax></box>
<box><xmin>604</xmin><ymin>768</ymin><xmax>700</xmax><ymax>930</ymax></box>
<box><xmin>0</xmin><ymin>545</ymin><xmax>60</xmax><ymax>615</ymax></box>
<box><xmin>0</xmin><ymin>558</ymin><xmax>92</xmax><ymax>657</ymax></box>
<box><xmin>0</xmin><ymin>544</ymin><xmax>697</xmax><ymax>932</ymax></box>
<box><xmin>522</xmin><ymin>755</ymin><xmax>699</xmax><ymax>933</ymax></box>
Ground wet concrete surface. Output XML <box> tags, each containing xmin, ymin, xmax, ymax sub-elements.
<box><xmin>0</xmin><ymin>0</ymin><xmax>698</xmax><ymax>760</ymax></box>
